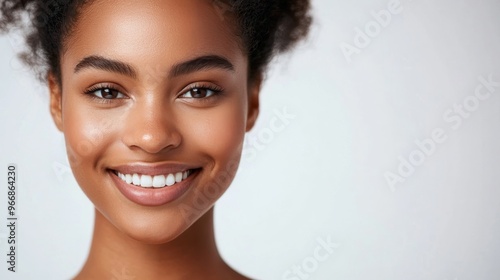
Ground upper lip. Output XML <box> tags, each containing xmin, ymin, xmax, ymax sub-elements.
<box><xmin>108</xmin><ymin>162</ymin><xmax>200</xmax><ymax>176</ymax></box>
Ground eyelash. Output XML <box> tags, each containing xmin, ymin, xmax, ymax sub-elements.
<box><xmin>83</xmin><ymin>83</ymin><xmax>224</xmax><ymax>104</ymax></box>
<box><xmin>179</xmin><ymin>83</ymin><xmax>224</xmax><ymax>100</ymax></box>
<box><xmin>83</xmin><ymin>83</ymin><xmax>124</xmax><ymax>104</ymax></box>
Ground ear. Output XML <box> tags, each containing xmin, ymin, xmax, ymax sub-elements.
<box><xmin>48</xmin><ymin>72</ymin><xmax>64</xmax><ymax>132</ymax></box>
<box><xmin>245</xmin><ymin>74</ymin><xmax>262</xmax><ymax>132</ymax></box>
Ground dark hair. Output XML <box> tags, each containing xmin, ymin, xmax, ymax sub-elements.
<box><xmin>0</xmin><ymin>0</ymin><xmax>312</xmax><ymax>83</ymax></box>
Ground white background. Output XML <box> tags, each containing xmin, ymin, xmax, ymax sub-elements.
<box><xmin>1</xmin><ymin>0</ymin><xmax>500</xmax><ymax>279</ymax></box>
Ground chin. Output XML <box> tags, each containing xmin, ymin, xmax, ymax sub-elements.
<box><xmin>116</xmin><ymin>213</ymin><xmax>190</xmax><ymax>245</ymax></box>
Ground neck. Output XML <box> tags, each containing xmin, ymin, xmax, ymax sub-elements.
<box><xmin>74</xmin><ymin>207</ymin><xmax>240</xmax><ymax>279</ymax></box>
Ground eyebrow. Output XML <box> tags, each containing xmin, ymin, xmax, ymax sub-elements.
<box><xmin>169</xmin><ymin>55</ymin><xmax>234</xmax><ymax>77</ymax></box>
<box><xmin>74</xmin><ymin>56</ymin><xmax>137</xmax><ymax>78</ymax></box>
<box><xmin>74</xmin><ymin>55</ymin><xmax>234</xmax><ymax>78</ymax></box>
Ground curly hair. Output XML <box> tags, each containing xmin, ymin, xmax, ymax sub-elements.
<box><xmin>0</xmin><ymin>0</ymin><xmax>312</xmax><ymax>83</ymax></box>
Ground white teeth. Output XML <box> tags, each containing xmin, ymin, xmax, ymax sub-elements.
<box><xmin>175</xmin><ymin>172</ymin><xmax>183</xmax><ymax>183</ymax></box>
<box><xmin>152</xmin><ymin>175</ymin><xmax>166</xmax><ymax>188</ymax></box>
<box><xmin>115</xmin><ymin>170</ymin><xmax>194</xmax><ymax>188</ymax></box>
<box><xmin>125</xmin><ymin>174</ymin><xmax>132</xmax><ymax>184</ymax></box>
<box><xmin>165</xmin><ymin>174</ymin><xmax>175</xmax><ymax>186</ymax></box>
<box><xmin>140</xmin><ymin>175</ymin><xmax>153</xmax><ymax>187</ymax></box>
<box><xmin>132</xmin><ymin>174</ymin><xmax>141</xmax><ymax>185</ymax></box>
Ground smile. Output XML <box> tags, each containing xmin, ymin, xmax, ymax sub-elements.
<box><xmin>113</xmin><ymin>169</ymin><xmax>194</xmax><ymax>188</ymax></box>
<box><xmin>107</xmin><ymin>163</ymin><xmax>202</xmax><ymax>206</ymax></box>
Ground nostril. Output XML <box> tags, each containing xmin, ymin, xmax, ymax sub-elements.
<box><xmin>121</xmin><ymin>127</ymin><xmax>182</xmax><ymax>155</ymax></box>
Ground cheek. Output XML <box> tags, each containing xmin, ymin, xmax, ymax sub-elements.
<box><xmin>181</xmin><ymin>96</ymin><xmax>247</xmax><ymax>167</ymax></box>
<box><xmin>61</xmin><ymin>93</ymin><xmax>117</xmax><ymax>180</ymax></box>
<box><xmin>60</xmin><ymin>94</ymin><xmax>127</xmax><ymax>227</ymax></box>
<box><xmin>176</xmin><ymin>95</ymin><xmax>248</xmax><ymax>225</ymax></box>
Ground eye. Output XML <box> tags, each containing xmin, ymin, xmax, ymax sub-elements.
<box><xmin>85</xmin><ymin>86</ymin><xmax>126</xmax><ymax>99</ymax></box>
<box><xmin>180</xmin><ymin>85</ymin><xmax>222</xmax><ymax>99</ymax></box>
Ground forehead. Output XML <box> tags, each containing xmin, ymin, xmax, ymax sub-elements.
<box><xmin>61</xmin><ymin>0</ymin><xmax>244</xmax><ymax>76</ymax></box>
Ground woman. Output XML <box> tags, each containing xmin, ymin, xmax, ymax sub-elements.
<box><xmin>0</xmin><ymin>0</ymin><xmax>312</xmax><ymax>278</ymax></box>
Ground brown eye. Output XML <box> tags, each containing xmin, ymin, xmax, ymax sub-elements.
<box><xmin>182</xmin><ymin>87</ymin><xmax>217</xmax><ymax>98</ymax></box>
<box><xmin>88</xmin><ymin>87</ymin><xmax>125</xmax><ymax>99</ymax></box>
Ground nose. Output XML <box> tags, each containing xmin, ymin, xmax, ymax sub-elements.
<box><xmin>121</xmin><ymin>97</ymin><xmax>182</xmax><ymax>154</ymax></box>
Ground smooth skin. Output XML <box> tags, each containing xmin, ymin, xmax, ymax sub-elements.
<box><xmin>48</xmin><ymin>0</ymin><xmax>260</xmax><ymax>279</ymax></box>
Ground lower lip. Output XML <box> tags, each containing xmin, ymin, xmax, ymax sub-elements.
<box><xmin>109</xmin><ymin>169</ymin><xmax>198</xmax><ymax>206</ymax></box>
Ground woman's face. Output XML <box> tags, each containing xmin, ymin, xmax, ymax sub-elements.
<box><xmin>49</xmin><ymin>0</ymin><xmax>259</xmax><ymax>243</ymax></box>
